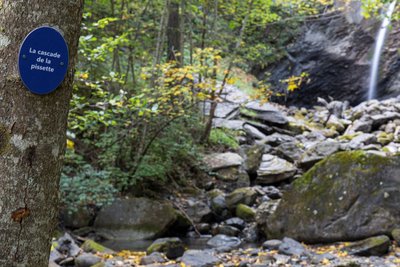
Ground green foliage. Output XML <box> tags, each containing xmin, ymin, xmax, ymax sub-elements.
<box><xmin>60</xmin><ymin>165</ymin><xmax>117</xmax><ymax>212</ymax></box>
<box><xmin>65</xmin><ymin>0</ymin><xmax>391</xmax><ymax>210</ymax></box>
<box><xmin>209</xmin><ymin>128</ymin><xmax>240</xmax><ymax>150</ymax></box>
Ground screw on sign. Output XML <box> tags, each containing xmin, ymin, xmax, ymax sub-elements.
<box><xmin>18</xmin><ymin>26</ymin><xmax>69</xmax><ymax>95</ymax></box>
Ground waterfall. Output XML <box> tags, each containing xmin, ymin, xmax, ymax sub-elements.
<box><xmin>368</xmin><ymin>1</ymin><xmax>397</xmax><ymax>100</ymax></box>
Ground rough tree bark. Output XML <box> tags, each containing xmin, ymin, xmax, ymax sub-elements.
<box><xmin>167</xmin><ymin>0</ymin><xmax>181</xmax><ymax>65</ymax></box>
<box><xmin>0</xmin><ymin>1</ymin><xmax>83</xmax><ymax>266</ymax></box>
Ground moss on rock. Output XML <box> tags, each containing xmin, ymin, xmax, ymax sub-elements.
<box><xmin>236</xmin><ymin>204</ymin><xmax>255</xmax><ymax>222</ymax></box>
<box><xmin>265</xmin><ymin>151</ymin><xmax>400</xmax><ymax>243</ymax></box>
<box><xmin>81</xmin><ymin>239</ymin><xmax>114</xmax><ymax>254</ymax></box>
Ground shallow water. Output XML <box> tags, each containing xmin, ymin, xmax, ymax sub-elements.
<box><xmin>101</xmin><ymin>236</ymin><xmax>259</xmax><ymax>252</ymax></box>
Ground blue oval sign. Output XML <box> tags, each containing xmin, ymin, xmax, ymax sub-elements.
<box><xmin>18</xmin><ymin>26</ymin><xmax>69</xmax><ymax>95</ymax></box>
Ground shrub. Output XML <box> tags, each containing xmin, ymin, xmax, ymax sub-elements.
<box><xmin>209</xmin><ymin>128</ymin><xmax>240</xmax><ymax>150</ymax></box>
<box><xmin>60</xmin><ymin>165</ymin><xmax>118</xmax><ymax>213</ymax></box>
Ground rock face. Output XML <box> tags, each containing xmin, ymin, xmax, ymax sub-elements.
<box><xmin>265</xmin><ymin>151</ymin><xmax>400</xmax><ymax>243</ymax></box>
<box><xmin>259</xmin><ymin>12</ymin><xmax>400</xmax><ymax>106</ymax></box>
<box><xmin>94</xmin><ymin>198</ymin><xmax>177</xmax><ymax>240</ymax></box>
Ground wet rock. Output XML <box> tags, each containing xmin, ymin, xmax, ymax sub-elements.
<box><xmin>207</xmin><ymin>234</ymin><xmax>241</xmax><ymax>250</ymax></box>
<box><xmin>226</xmin><ymin>187</ymin><xmax>258</xmax><ymax>209</ymax></box>
<box><xmin>262</xmin><ymin>186</ymin><xmax>282</xmax><ymax>199</ymax></box>
<box><xmin>278</xmin><ymin>237</ymin><xmax>309</xmax><ymax>257</ymax></box>
<box><xmin>140</xmin><ymin>252</ymin><xmax>167</xmax><ymax>265</ymax></box>
<box><xmin>147</xmin><ymin>237</ymin><xmax>185</xmax><ymax>259</ymax></box>
<box><xmin>262</xmin><ymin>239</ymin><xmax>282</xmax><ymax>250</ymax></box>
<box><xmin>181</xmin><ymin>250</ymin><xmax>220</xmax><ymax>267</ymax></box>
<box><xmin>224</xmin><ymin>217</ymin><xmax>246</xmax><ymax>230</ymax></box>
<box><xmin>243</xmin><ymin>101</ymin><xmax>288</xmax><ymax>125</ymax></box>
<box><xmin>94</xmin><ymin>198</ymin><xmax>177</xmax><ymax>241</ymax></box>
<box><xmin>264</xmin><ymin>12</ymin><xmax>389</xmax><ymax>108</ymax></box>
<box><xmin>203</xmin><ymin>153</ymin><xmax>244</xmax><ymax>171</ymax></box>
<box><xmin>236</xmin><ymin>204</ymin><xmax>256</xmax><ymax>222</ymax></box>
<box><xmin>75</xmin><ymin>253</ymin><xmax>101</xmax><ymax>267</ymax></box>
<box><xmin>55</xmin><ymin>233</ymin><xmax>82</xmax><ymax>257</ymax></box>
<box><xmin>266</xmin><ymin>151</ymin><xmax>400</xmax><ymax>243</ymax></box>
<box><xmin>256</xmin><ymin>154</ymin><xmax>297</xmax><ymax>184</ymax></box>
<box><xmin>216</xmin><ymin>225</ymin><xmax>240</xmax><ymax>237</ymax></box>
<box><xmin>343</xmin><ymin>235</ymin><xmax>391</xmax><ymax>256</ymax></box>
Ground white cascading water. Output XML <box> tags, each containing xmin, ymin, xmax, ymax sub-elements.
<box><xmin>368</xmin><ymin>1</ymin><xmax>397</xmax><ymax>100</ymax></box>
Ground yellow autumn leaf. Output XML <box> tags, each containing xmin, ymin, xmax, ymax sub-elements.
<box><xmin>66</xmin><ymin>139</ymin><xmax>74</xmax><ymax>150</ymax></box>
<box><xmin>80</xmin><ymin>73</ymin><xmax>89</xmax><ymax>80</ymax></box>
<box><xmin>226</xmin><ymin>77</ymin><xmax>236</xmax><ymax>85</ymax></box>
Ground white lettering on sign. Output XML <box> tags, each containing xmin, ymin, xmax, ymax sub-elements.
<box><xmin>28</xmin><ymin>47</ymin><xmax>60</xmax><ymax>73</ymax></box>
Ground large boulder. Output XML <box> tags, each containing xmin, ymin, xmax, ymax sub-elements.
<box><xmin>265</xmin><ymin>151</ymin><xmax>400</xmax><ymax>243</ymax></box>
<box><xmin>94</xmin><ymin>198</ymin><xmax>177</xmax><ymax>240</ymax></box>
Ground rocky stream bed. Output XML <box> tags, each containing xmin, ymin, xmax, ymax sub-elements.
<box><xmin>52</xmin><ymin>86</ymin><xmax>400</xmax><ymax>267</ymax></box>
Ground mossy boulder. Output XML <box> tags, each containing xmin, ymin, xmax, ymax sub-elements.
<box><xmin>265</xmin><ymin>151</ymin><xmax>400</xmax><ymax>243</ymax></box>
<box><xmin>226</xmin><ymin>187</ymin><xmax>257</xmax><ymax>210</ymax></box>
<box><xmin>236</xmin><ymin>204</ymin><xmax>255</xmax><ymax>222</ymax></box>
<box><xmin>94</xmin><ymin>198</ymin><xmax>178</xmax><ymax>241</ymax></box>
<box><xmin>81</xmin><ymin>239</ymin><xmax>114</xmax><ymax>254</ymax></box>
<box><xmin>343</xmin><ymin>235</ymin><xmax>391</xmax><ymax>256</ymax></box>
<box><xmin>147</xmin><ymin>237</ymin><xmax>185</xmax><ymax>259</ymax></box>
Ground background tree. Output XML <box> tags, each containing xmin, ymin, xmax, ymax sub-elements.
<box><xmin>0</xmin><ymin>1</ymin><xmax>83</xmax><ymax>265</ymax></box>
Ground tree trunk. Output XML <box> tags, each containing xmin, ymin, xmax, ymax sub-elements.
<box><xmin>0</xmin><ymin>1</ymin><xmax>83</xmax><ymax>266</ymax></box>
<box><xmin>167</xmin><ymin>0</ymin><xmax>181</xmax><ymax>65</ymax></box>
